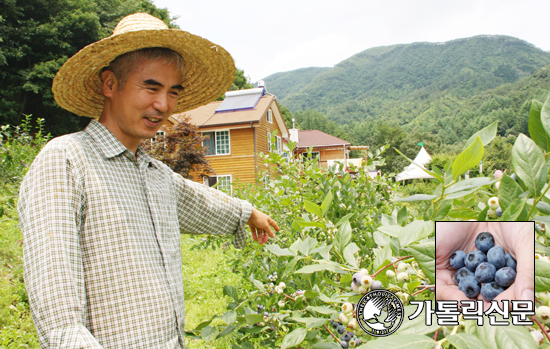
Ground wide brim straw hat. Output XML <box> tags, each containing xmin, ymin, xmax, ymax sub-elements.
<box><xmin>52</xmin><ymin>13</ymin><xmax>235</xmax><ymax>118</ymax></box>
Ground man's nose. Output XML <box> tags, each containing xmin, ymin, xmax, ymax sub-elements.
<box><xmin>153</xmin><ymin>93</ymin><xmax>170</xmax><ymax>113</ymax></box>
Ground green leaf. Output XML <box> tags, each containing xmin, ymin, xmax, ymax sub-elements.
<box><xmin>373</xmin><ymin>245</ymin><xmax>392</xmax><ymax>271</ymax></box>
<box><xmin>407</xmin><ymin>241</ymin><xmax>436</xmax><ymax>284</ymax></box>
<box><xmin>294</xmin><ymin>220</ymin><xmax>325</xmax><ymax>229</ymax></box>
<box><xmin>396</xmin><ymin>305</ymin><xmax>440</xmax><ymax>336</ymax></box>
<box><xmin>500</xmin><ymin>196</ymin><xmax>527</xmax><ymax>221</ymax></box>
<box><xmin>283</xmin><ymin>257</ymin><xmax>300</xmax><ymax>278</ymax></box>
<box><xmin>312</xmin><ymin>244</ymin><xmax>332</xmax><ymax>260</ymax></box>
<box><xmin>357</xmin><ymin>334</ymin><xmax>435</xmax><ymax>349</ymax></box>
<box><xmin>311</xmin><ymin>343</ymin><xmax>341</xmax><ymax>349</ymax></box>
<box><xmin>527</xmin><ymin>199</ymin><xmax>550</xmax><ymax>215</ymax></box>
<box><xmin>298</xmin><ymin>236</ymin><xmax>318</xmax><ymax>257</ymax></box>
<box><xmin>399</xmin><ymin>220</ymin><xmax>434</xmax><ymax>248</ymax></box>
<box><xmin>373</xmin><ymin>230</ymin><xmax>391</xmax><ymax>246</ymax></box>
<box><xmin>304</xmin><ymin>200</ymin><xmax>323</xmax><ymax>218</ymax></box>
<box><xmin>221</xmin><ymin>310</ymin><xmax>237</xmax><ymax>325</ymax></box>
<box><xmin>265</xmin><ymin>244</ymin><xmax>297</xmax><ymax>257</ymax></box>
<box><xmin>289</xmin><ymin>317</ymin><xmax>327</xmax><ymax>329</ymax></box>
<box><xmin>512</xmin><ymin>134</ymin><xmax>548</xmax><ymax>197</ymax></box>
<box><xmin>200</xmin><ymin>325</ymin><xmax>218</xmax><ymax>342</ymax></box>
<box><xmin>343</xmin><ymin>243</ymin><xmax>360</xmax><ymax>268</ymax></box>
<box><xmin>498</xmin><ymin>174</ymin><xmax>525</xmax><ymax>212</ymax></box>
<box><xmin>335</xmin><ymin>213</ymin><xmax>355</xmax><ymax>226</ymax></box>
<box><xmin>223</xmin><ymin>285</ymin><xmax>239</xmax><ymax>302</ymax></box>
<box><xmin>335</xmin><ymin>221</ymin><xmax>352</xmax><ymax>254</ymax></box>
<box><xmin>249</xmin><ymin>274</ymin><xmax>265</xmax><ymax>292</ymax></box>
<box><xmin>216</xmin><ymin>325</ymin><xmax>237</xmax><ymax>339</ymax></box>
<box><xmin>281</xmin><ymin>327</ymin><xmax>308</xmax><ymax>349</ymax></box>
<box><xmin>476</xmin><ymin>315</ymin><xmax>537</xmax><ymax>349</ymax></box>
<box><xmin>377</xmin><ymin>225</ymin><xmax>402</xmax><ymax>238</ymax></box>
<box><xmin>321</xmin><ymin>191</ymin><xmax>333</xmax><ymax>216</ymax></box>
<box><xmin>397</xmin><ymin>206</ymin><xmax>408</xmax><ymax>225</ymax></box>
<box><xmin>540</xmin><ymin>91</ymin><xmax>550</xmax><ymax>144</ymax></box>
<box><xmin>447</xmin><ymin>333</ymin><xmax>489</xmax><ymax>349</ymax></box>
<box><xmin>294</xmin><ymin>263</ymin><xmax>345</xmax><ymax>274</ymax></box>
<box><xmin>535</xmin><ymin>216</ymin><xmax>550</xmax><ymax>225</ymax></box>
<box><xmin>432</xmin><ymin>200</ymin><xmax>452</xmax><ymax>221</ymax></box>
<box><xmin>463</xmin><ymin>120</ymin><xmax>498</xmax><ymax>149</ymax></box>
<box><xmin>394</xmin><ymin>194</ymin><xmax>436</xmax><ymax>202</ymax></box>
<box><xmin>529</xmin><ymin>99</ymin><xmax>550</xmax><ymax>152</ymax></box>
<box><xmin>307</xmin><ymin>306</ymin><xmax>338</xmax><ymax>315</ymax></box>
<box><xmin>452</xmin><ymin>137</ymin><xmax>484</xmax><ymax>180</ymax></box>
<box><xmin>245</xmin><ymin>314</ymin><xmax>264</xmax><ymax>325</ymax></box>
<box><xmin>535</xmin><ymin>258</ymin><xmax>550</xmax><ymax>292</ymax></box>
<box><xmin>443</xmin><ymin>177</ymin><xmax>494</xmax><ymax>200</ymax></box>
<box><xmin>194</xmin><ymin>319</ymin><xmax>213</xmax><ymax>331</ymax></box>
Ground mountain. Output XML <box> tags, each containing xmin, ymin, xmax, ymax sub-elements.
<box><xmin>262</xmin><ymin>35</ymin><xmax>550</xmax><ymax>131</ymax></box>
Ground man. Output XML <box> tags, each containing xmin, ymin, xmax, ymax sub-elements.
<box><xmin>18</xmin><ymin>13</ymin><xmax>279</xmax><ymax>348</ymax></box>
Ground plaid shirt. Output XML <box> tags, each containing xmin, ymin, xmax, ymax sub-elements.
<box><xmin>18</xmin><ymin>120</ymin><xmax>252</xmax><ymax>348</ymax></box>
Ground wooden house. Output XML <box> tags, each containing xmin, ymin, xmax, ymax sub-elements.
<box><xmin>170</xmin><ymin>87</ymin><xmax>289</xmax><ymax>190</ymax></box>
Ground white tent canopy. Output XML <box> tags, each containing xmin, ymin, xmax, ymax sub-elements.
<box><xmin>395</xmin><ymin>147</ymin><xmax>434</xmax><ymax>181</ymax></box>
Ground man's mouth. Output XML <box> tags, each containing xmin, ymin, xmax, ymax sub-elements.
<box><xmin>144</xmin><ymin>116</ymin><xmax>163</xmax><ymax>123</ymax></box>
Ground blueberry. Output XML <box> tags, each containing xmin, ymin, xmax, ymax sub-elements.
<box><xmin>337</xmin><ymin>325</ymin><xmax>345</xmax><ymax>334</ymax></box>
<box><xmin>341</xmin><ymin>340</ymin><xmax>349</xmax><ymax>349</ymax></box>
<box><xmin>495</xmin><ymin>207</ymin><xmax>503</xmax><ymax>217</ymax></box>
<box><xmin>332</xmin><ymin>321</ymin><xmax>339</xmax><ymax>329</ymax></box>
<box><xmin>352</xmin><ymin>273</ymin><xmax>363</xmax><ymax>286</ymax></box>
<box><xmin>465</xmin><ymin>250</ymin><xmax>487</xmax><ymax>272</ymax></box>
<box><xmin>454</xmin><ymin>267</ymin><xmax>474</xmax><ymax>285</ymax></box>
<box><xmin>481</xmin><ymin>282</ymin><xmax>504</xmax><ymax>301</ymax></box>
<box><xmin>495</xmin><ymin>267</ymin><xmax>516</xmax><ymax>288</ymax></box>
<box><xmin>264</xmin><ymin>311</ymin><xmax>269</xmax><ymax>317</ymax></box>
<box><xmin>371</xmin><ymin>280</ymin><xmax>383</xmax><ymax>290</ymax></box>
<box><xmin>459</xmin><ymin>275</ymin><xmax>481</xmax><ymax>298</ymax></box>
<box><xmin>475</xmin><ymin>262</ymin><xmax>496</xmax><ymax>283</ymax></box>
<box><xmin>504</xmin><ymin>253</ymin><xmax>516</xmax><ymax>269</ymax></box>
<box><xmin>342</xmin><ymin>332</ymin><xmax>352</xmax><ymax>341</ymax></box>
<box><xmin>449</xmin><ymin>250</ymin><xmax>466</xmax><ymax>269</ymax></box>
<box><xmin>487</xmin><ymin>246</ymin><xmax>506</xmax><ymax>270</ymax></box>
<box><xmin>511</xmin><ymin>173</ymin><xmax>517</xmax><ymax>181</ymax></box>
<box><xmin>475</xmin><ymin>232</ymin><xmax>495</xmax><ymax>253</ymax></box>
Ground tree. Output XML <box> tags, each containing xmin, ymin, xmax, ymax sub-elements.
<box><xmin>140</xmin><ymin>117</ymin><xmax>213</xmax><ymax>180</ymax></box>
<box><xmin>230</xmin><ymin>68</ymin><xmax>254</xmax><ymax>91</ymax></box>
<box><xmin>0</xmin><ymin>0</ymin><xmax>176</xmax><ymax>136</ymax></box>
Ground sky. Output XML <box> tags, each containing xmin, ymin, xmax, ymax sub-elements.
<box><xmin>152</xmin><ymin>0</ymin><xmax>550</xmax><ymax>83</ymax></box>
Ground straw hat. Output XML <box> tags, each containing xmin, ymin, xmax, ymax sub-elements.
<box><xmin>52</xmin><ymin>13</ymin><xmax>235</xmax><ymax>118</ymax></box>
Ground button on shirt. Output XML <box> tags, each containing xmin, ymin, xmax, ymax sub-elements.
<box><xmin>18</xmin><ymin>120</ymin><xmax>253</xmax><ymax>348</ymax></box>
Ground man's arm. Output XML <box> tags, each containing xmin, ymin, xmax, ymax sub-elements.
<box><xmin>18</xmin><ymin>138</ymin><xmax>103</xmax><ymax>348</ymax></box>
<box><xmin>173</xmin><ymin>174</ymin><xmax>278</xmax><ymax>248</ymax></box>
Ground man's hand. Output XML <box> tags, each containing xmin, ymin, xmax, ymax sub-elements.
<box><xmin>247</xmin><ymin>208</ymin><xmax>279</xmax><ymax>245</ymax></box>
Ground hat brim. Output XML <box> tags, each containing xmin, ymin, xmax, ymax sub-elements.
<box><xmin>52</xmin><ymin>29</ymin><xmax>235</xmax><ymax>118</ymax></box>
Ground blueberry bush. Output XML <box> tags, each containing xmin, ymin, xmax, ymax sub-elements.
<box><xmin>187</xmin><ymin>92</ymin><xmax>550</xmax><ymax>348</ymax></box>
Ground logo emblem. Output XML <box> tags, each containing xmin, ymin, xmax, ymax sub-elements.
<box><xmin>356</xmin><ymin>290</ymin><xmax>404</xmax><ymax>337</ymax></box>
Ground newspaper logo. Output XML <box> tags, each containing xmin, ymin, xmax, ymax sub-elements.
<box><xmin>356</xmin><ymin>290</ymin><xmax>404</xmax><ymax>337</ymax></box>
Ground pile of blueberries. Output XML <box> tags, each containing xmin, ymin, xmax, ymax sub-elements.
<box><xmin>328</xmin><ymin>320</ymin><xmax>360</xmax><ymax>348</ymax></box>
<box><xmin>449</xmin><ymin>232</ymin><xmax>517</xmax><ymax>301</ymax></box>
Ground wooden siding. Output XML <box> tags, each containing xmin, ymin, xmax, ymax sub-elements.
<box><xmin>296</xmin><ymin>147</ymin><xmax>346</xmax><ymax>168</ymax></box>
<box><xmin>256</xmin><ymin>102</ymin><xmax>284</xmax><ymax>157</ymax></box>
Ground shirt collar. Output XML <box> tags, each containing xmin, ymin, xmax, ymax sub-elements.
<box><xmin>85</xmin><ymin>120</ymin><xmax>158</xmax><ymax>168</ymax></box>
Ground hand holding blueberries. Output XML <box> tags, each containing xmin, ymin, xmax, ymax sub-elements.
<box><xmin>436</xmin><ymin>222</ymin><xmax>534</xmax><ymax>311</ymax></box>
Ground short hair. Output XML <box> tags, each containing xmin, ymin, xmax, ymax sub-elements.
<box><xmin>103</xmin><ymin>47</ymin><xmax>184</xmax><ymax>89</ymax></box>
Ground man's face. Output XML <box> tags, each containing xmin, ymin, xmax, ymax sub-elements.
<box><xmin>101</xmin><ymin>58</ymin><xmax>183</xmax><ymax>149</ymax></box>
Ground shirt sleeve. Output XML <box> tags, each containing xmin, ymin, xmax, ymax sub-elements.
<box><xmin>17</xmin><ymin>139</ymin><xmax>102</xmax><ymax>348</ymax></box>
<box><xmin>172</xmin><ymin>173</ymin><xmax>253</xmax><ymax>249</ymax></box>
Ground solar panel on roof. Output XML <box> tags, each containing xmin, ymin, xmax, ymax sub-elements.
<box><xmin>216</xmin><ymin>88</ymin><xmax>264</xmax><ymax>112</ymax></box>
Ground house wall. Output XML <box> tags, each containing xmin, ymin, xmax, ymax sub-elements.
<box><xmin>295</xmin><ymin>147</ymin><xmax>346</xmax><ymax>168</ymax></box>
<box><xmin>256</xmin><ymin>103</ymin><xmax>284</xmax><ymax>156</ymax></box>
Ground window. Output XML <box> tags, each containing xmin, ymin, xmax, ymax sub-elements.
<box><xmin>266</xmin><ymin>109</ymin><xmax>273</xmax><ymax>123</ymax></box>
<box><xmin>202</xmin><ymin>131</ymin><xmax>230</xmax><ymax>155</ymax></box>
<box><xmin>267</xmin><ymin>132</ymin><xmax>271</xmax><ymax>152</ymax></box>
<box><xmin>302</xmin><ymin>151</ymin><xmax>319</xmax><ymax>161</ymax></box>
<box><xmin>203</xmin><ymin>175</ymin><xmax>232</xmax><ymax>193</ymax></box>
<box><xmin>267</xmin><ymin>132</ymin><xmax>282</xmax><ymax>154</ymax></box>
<box><xmin>275</xmin><ymin>136</ymin><xmax>282</xmax><ymax>154</ymax></box>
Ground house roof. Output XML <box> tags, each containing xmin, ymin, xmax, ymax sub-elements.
<box><xmin>173</xmin><ymin>95</ymin><xmax>275</xmax><ymax>128</ymax></box>
<box><xmin>296</xmin><ymin>130</ymin><xmax>351</xmax><ymax>148</ymax></box>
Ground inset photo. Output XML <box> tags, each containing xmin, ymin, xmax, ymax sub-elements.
<box><xmin>435</xmin><ymin>221</ymin><xmax>534</xmax><ymax>311</ymax></box>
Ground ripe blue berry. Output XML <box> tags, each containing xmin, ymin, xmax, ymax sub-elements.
<box><xmin>341</xmin><ymin>340</ymin><xmax>349</xmax><ymax>348</ymax></box>
<box><xmin>454</xmin><ymin>267</ymin><xmax>474</xmax><ymax>285</ymax></box>
<box><xmin>495</xmin><ymin>267</ymin><xmax>516</xmax><ymax>288</ymax></box>
<box><xmin>342</xmin><ymin>333</ymin><xmax>352</xmax><ymax>342</ymax></box>
<box><xmin>504</xmin><ymin>253</ymin><xmax>516</xmax><ymax>269</ymax></box>
<box><xmin>481</xmin><ymin>282</ymin><xmax>504</xmax><ymax>301</ymax></box>
<box><xmin>475</xmin><ymin>232</ymin><xmax>495</xmax><ymax>252</ymax></box>
<box><xmin>487</xmin><ymin>246</ymin><xmax>506</xmax><ymax>270</ymax></box>
<box><xmin>332</xmin><ymin>321</ymin><xmax>339</xmax><ymax>329</ymax></box>
<box><xmin>465</xmin><ymin>250</ymin><xmax>487</xmax><ymax>272</ymax></box>
<box><xmin>475</xmin><ymin>262</ymin><xmax>496</xmax><ymax>283</ymax></box>
<box><xmin>495</xmin><ymin>207</ymin><xmax>503</xmax><ymax>217</ymax></box>
<box><xmin>450</xmin><ymin>250</ymin><xmax>466</xmax><ymax>269</ymax></box>
<box><xmin>337</xmin><ymin>325</ymin><xmax>345</xmax><ymax>334</ymax></box>
<box><xmin>459</xmin><ymin>275</ymin><xmax>481</xmax><ymax>298</ymax></box>
<box><xmin>371</xmin><ymin>280</ymin><xmax>383</xmax><ymax>290</ymax></box>
<box><xmin>352</xmin><ymin>273</ymin><xmax>363</xmax><ymax>286</ymax></box>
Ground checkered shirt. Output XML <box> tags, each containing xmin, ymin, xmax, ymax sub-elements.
<box><xmin>18</xmin><ymin>120</ymin><xmax>253</xmax><ymax>348</ymax></box>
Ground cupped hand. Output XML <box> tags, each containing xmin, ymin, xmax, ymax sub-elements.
<box><xmin>247</xmin><ymin>208</ymin><xmax>280</xmax><ymax>245</ymax></box>
<box><xmin>435</xmin><ymin>221</ymin><xmax>534</xmax><ymax>311</ymax></box>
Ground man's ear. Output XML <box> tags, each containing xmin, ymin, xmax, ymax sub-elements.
<box><xmin>101</xmin><ymin>69</ymin><xmax>117</xmax><ymax>98</ymax></box>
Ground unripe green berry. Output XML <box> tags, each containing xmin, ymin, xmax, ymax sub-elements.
<box><xmin>397</xmin><ymin>263</ymin><xmax>408</xmax><ymax>272</ymax></box>
<box><xmin>396</xmin><ymin>272</ymin><xmax>408</xmax><ymax>283</ymax></box>
<box><xmin>536</xmin><ymin>306</ymin><xmax>550</xmax><ymax>324</ymax></box>
<box><xmin>386</xmin><ymin>270</ymin><xmax>395</xmax><ymax>278</ymax></box>
<box><xmin>342</xmin><ymin>302</ymin><xmax>353</xmax><ymax>315</ymax></box>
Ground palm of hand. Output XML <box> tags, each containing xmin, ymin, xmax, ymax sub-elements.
<box><xmin>435</xmin><ymin>222</ymin><xmax>533</xmax><ymax>310</ymax></box>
